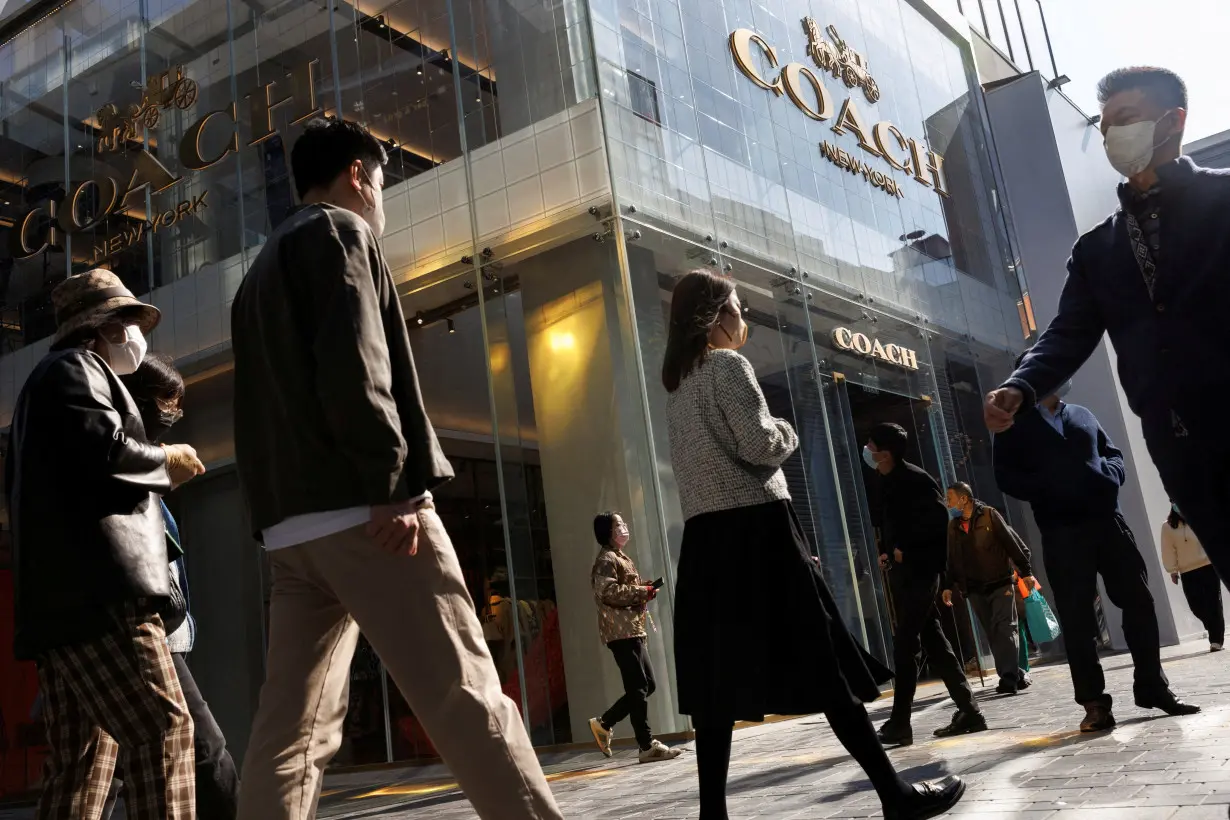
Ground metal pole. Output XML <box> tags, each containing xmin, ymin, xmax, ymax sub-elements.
<box><xmin>949</xmin><ymin>599</ymin><xmax>985</xmax><ymax>688</ymax></box>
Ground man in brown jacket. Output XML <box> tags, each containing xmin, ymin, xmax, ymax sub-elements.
<box><xmin>588</xmin><ymin>513</ymin><xmax>681</xmax><ymax>764</ymax></box>
<box><xmin>942</xmin><ymin>483</ymin><xmax>1036</xmax><ymax>695</ymax></box>
<box><xmin>231</xmin><ymin>118</ymin><xmax>561</xmax><ymax>820</ymax></box>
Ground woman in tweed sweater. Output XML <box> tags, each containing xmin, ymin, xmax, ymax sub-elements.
<box><xmin>663</xmin><ymin>270</ymin><xmax>964</xmax><ymax>820</ymax></box>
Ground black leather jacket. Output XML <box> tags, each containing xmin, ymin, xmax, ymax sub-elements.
<box><xmin>7</xmin><ymin>348</ymin><xmax>173</xmax><ymax>659</ymax></box>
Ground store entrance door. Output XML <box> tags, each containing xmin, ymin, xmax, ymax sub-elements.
<box><xmin>826</xmin><ymin>376</ymin><xmax>982</xmax><ymax>678</ymax></box>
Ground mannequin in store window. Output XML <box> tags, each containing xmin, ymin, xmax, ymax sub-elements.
<box><xmin>662</xmin><ymin>269</ymin><xmax>965</xmax><ymax>820</ymax></box>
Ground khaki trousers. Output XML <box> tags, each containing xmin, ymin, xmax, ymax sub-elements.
<box><xmin>237</xmin><ymin>504</ymin><xmax>562</xmax><ymax>820</ymax></box>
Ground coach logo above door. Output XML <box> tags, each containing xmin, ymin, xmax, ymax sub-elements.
<box><xmin>831</xmin><ymin>327</ymin><xmax>919</xmax><ymax>371</ymax></box>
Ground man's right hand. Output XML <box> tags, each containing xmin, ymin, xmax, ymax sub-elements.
<box><xmin>878</xmin><ymin>553</ymin><xmax>890</xmax><ymax>570</ymax></box>
<box><xmin>942</xmin><ymin>589</ymin><xmax>953</xmax><ymax>607</ymax></box>
<box><xmin>367</xmin><ymin>500</ymin><xmax>421</xmax><ymax>556</ymax></box>
<box><xmin>984</xmin><ymin>387</ymin><xmax>1024</xmax><ymax>433</ymax></box>
<box><xmin>645</xmin><ymin>584</ymin><xmax>658</xmax><ymax>601</ymax></box>
<box><xmin>163</xmin><ymin>444</ymin><xmax>205</xmax><ymax>488</ymax></box>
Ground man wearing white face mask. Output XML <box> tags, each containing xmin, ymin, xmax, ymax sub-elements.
<box><xmin>8</xmin><ymin>269</ymin><xmax>207</xmax><ymax>818</ymax></box>
<box><xmin>587</xmin><ymin>512</ymin><xmax>680</xmax><ymax>764</ymax></box>
<box><xmin>231</xmin><ymin>119</ymin><xmax>562</xmax><ymax>820</ymax></box>
<box><xmin>984</xmin><ymin>67</ymin><xmax>1230</xmax><ymax>627</ymax></box>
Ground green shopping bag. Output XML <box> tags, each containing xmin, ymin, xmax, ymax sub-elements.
<box><xmin>1024</xmin><ymin>589</ymin><xmax>1061</xmax><ymax>643</ymax></box>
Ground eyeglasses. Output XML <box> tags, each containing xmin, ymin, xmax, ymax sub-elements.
<box><xmin>155</xmin><ymin>396</ymin><xmax>184</xmax><ymax>423</ymax></box>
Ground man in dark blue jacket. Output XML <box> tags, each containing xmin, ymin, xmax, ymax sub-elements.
<box><xmin>985</xmin><ymin>66</ymin><xmax>1230</xmax><ymax>606</ymax></box>
<box><xmin>993</xmin><ymin>372</ymin><xmax>1198</xmax><ymax>732</ymax></box>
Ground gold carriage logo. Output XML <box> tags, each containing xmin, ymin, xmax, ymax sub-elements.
<box><xmin>802</xmin><ymin>20</ymin><xmax>879</xmax><ymax>104</ymax></box>
<box><xmin>728</xmin><ymin>21</ymin><xmax>948</xmax><ymax>200</ymax></box>
<box><xmin>4</xmin><ymin>61</ymin><xmax>321</xmax><ymax>264</ymax></box>
<box><xmin>95</xmin><ymin>66</ymin><xmax>200</xmax><ymax>153</ymax></box>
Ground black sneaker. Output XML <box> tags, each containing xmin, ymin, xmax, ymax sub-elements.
<box><xmin>995</xmin><ymin>680</ymin><xmax>1018</xmax><ymax>696</ymax></box>
<box><xmin>877</xmin><ymin>720</ymin><xmax>914</xmax><ymax>746</ymax></box>
<box><xmin>1018</xmin><ymin>673</ymin><xmax>1033</xmax><ymax>690</ymax></box>
<box><xmin>933</xmin><ymin>710</ymin><xmax>987</xmax><ymax>738</ymax></box>
<box><xmin>883</xmin><ymin>775</ymin><xmax>966</xmax><ymax>820</ymax></box>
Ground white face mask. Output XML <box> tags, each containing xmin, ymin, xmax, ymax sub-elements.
<box><xmin>1103</xmin><ymin>114</ymin><xmax>1170</xmax><ymax>178</ymax></box>
<box><xmin>104</xmin><ymin>324</ymin><xmax>147</xmax><ymax>376</ymax></box>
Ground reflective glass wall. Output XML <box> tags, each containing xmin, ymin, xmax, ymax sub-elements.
<box><xmin>593</xmin><ymin>0</ymin><xmax>1037</xmax><ymax>669</ymax></box>
<box><xmin>0</xmin><ymin>0</ymin><xmax>1040</xmax><ymax>773</ymax></box>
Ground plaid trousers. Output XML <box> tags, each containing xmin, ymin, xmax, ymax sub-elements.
<box><xmin>37</xmin><ymin>601</ymin><xmax>195</xmax><ymax>820</ymax></box>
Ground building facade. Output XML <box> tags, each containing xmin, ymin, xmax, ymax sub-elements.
<box><xmin>1188</xmin><ymin>129</ymin><xmax>1230</xmax><ymax>169</ymax></box>
<box><xmin>0</xmin><ymin>0</ymin><xmax>1074</xmax><ymax>777</ymax></box>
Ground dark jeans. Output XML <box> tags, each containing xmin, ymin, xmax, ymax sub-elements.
<box><xmin>888</xmin><ymin>570</ymin><xmax>976</xmax><ymax>725</ymax></box>
<box><xmin>1041</xmin><ymin>514</ymin><xmax>1169</xmax><ymax>708</ymax></box>
<box><xmin>1180</xmin><ymin>564</ymin><xmax>1226</xmax><ymax>646</ymax></box>
<box><xmin>967</xmin><ymin>584</ymin><xmax>1021</xmax><ymax>687</ymax></box>
<box><xmin>1146</xmin><ymin>434</ymin><xmax>1230</xmax><ymax>590</ymax></box>
<box><xmin>600</xmin><ymin>637</ymin><xmax>656</xmax><ymax>750</ymax></box>
<box><xmin>696</xmin><ymin>704</ymin><xmax>909</xmax><ymax>820</ymax></box>
<box><xmin>102</xmin><ymin>653</ymin><xmax>241</xmax><ymax>820</ymax></box>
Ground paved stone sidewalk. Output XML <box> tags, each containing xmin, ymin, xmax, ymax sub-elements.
<box><xmin>3</xmin><ymin>641</ymin><xmax>1227</xmax><ymax>818</ymax></box>
<box><xmin>311</xmin><ymin>641</ymin><xmax>1230</xmax><ymax>819</ymax></box>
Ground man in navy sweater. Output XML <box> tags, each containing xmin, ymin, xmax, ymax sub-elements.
<box><xmin>984</xmin><ymin>66</ymin><xmax>1230</xmax><ymax>611</ymax></box>
<box><xmin>993</xmin><ymin>373</ymin><xmax>1198</xmax><ymax>732</ymax></box>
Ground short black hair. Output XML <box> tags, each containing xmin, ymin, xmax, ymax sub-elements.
<box><xmin>947</xmin><ymin>481</ymin><xmax>973</xmax><ymax>499</ymax></box>
<box><xmin>1097</xmin><ymin>67</ymin><xmax>1188</xmax><ymax>110</ymax></box>
<box><xmin>868</xmin><ymin>422</ymin><xmax>908</xmax><ymax>460</ymax></box>
<box><xmin>120</xmin><ymin>353</ymin><xmax>184</xmax><ymax>403</ymax></box>
<box><xmin>593</xmin><ymin>512</ymin><xmax>619</xmax><ymax>547</ymax></box>
<box><xmin>291</xmin><ymin>117</ymin><xmax>388</xmax><ymax>200</ymax></box>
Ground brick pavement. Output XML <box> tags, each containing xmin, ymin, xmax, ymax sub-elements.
<box><xmin>4</xmin><ymin>641</ymin><xmax>1227</xmax><ymax>819</ymax></box>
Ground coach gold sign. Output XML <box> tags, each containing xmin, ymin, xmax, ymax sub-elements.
<box><xmin>832</xmin><ymin>327</ymin><xmax>919</xmax><ymax>371</ymax></box>
<box><xmin>6</xmin><ymin>60</ymin><xmax>322</xmax><ymax>263</ymax></box>
<box><xmin>728</xmin><ymin>21</ymin><xmax>949</xmax><ymax>199</ymax></box>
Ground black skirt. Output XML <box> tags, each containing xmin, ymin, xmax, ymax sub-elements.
<box><xmin>674</xmin><ymin>499</ymin><xmax>892</xmax><ymax>722</ymax></box>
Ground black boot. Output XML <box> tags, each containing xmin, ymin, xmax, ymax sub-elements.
<box><xmin>1080</xmin><ymin>703</ymin><xmax>1115</xmax><ymax>732</ymax></box>
<box><xmin>883</xmin><ymin>775</ymin><xmax>966</xmax><ymax>820</ymax></box>
<box><xmin>876</xmin><ymin>720</ymin><xmax>914</xmax><ymax>747</ymax></box>
<box><xmin>1136</xmin><ymin>690</ymin><xmax>1201</xmax><ymax>716</ymax></box>
<box><xmin>933</xmin><ymin>710</ymin><xmax>986</xmax><ymax>738</ymax></box>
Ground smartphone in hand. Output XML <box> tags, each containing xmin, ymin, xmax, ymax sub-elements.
<box><xmin>651</xmin><ymin>577</ymin><xmax>665</xmax><ymax>590</ymax></box>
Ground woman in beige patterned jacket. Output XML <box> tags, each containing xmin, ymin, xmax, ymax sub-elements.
<box><xmin>587</xmin><ymin>512</ymin><xmax>681</xmax><ymax>764</ymax></box>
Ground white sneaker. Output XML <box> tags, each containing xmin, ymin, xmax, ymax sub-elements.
<box><xmin>589</xmin><ymin>718</ymin><xmax>613</xmax><ymax>757</ymax></box>
<box><xmin>638</xmin><ymin>739</ymin><xmax>682</xmax><ymax>763</ymax></box>
<box><xmin>1212</xmin><ymin>643</ymin><xmax>1224</xmax><ymax>652</ymax></box>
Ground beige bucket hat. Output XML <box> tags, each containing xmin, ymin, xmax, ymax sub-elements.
<box><xmin>51</xmin><ymin>269</ymin><xmax>161</xmax><ymax>348</ymax></box>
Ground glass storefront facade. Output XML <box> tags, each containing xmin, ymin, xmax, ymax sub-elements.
<box><xmin>0</xmin><ymin>0</ymin><xmax>1040</xmax><ymax>770</ymax></box>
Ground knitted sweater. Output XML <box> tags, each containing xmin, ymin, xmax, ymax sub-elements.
<box><xmin>666</xmin><ymin>349</ymin><xmax>797</xmax><ymax>521</ymax></box>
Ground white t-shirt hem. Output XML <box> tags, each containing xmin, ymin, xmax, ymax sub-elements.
<box><xmin>261</xmin><ymin>492</ymin><xmax>432</xmax><ymax>550</ymax></box>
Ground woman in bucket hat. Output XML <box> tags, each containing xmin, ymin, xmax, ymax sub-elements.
<box><xmin>8</xmin><ymin>269</ymin><xmax>207</xmax><ymax>819</ymax></box>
